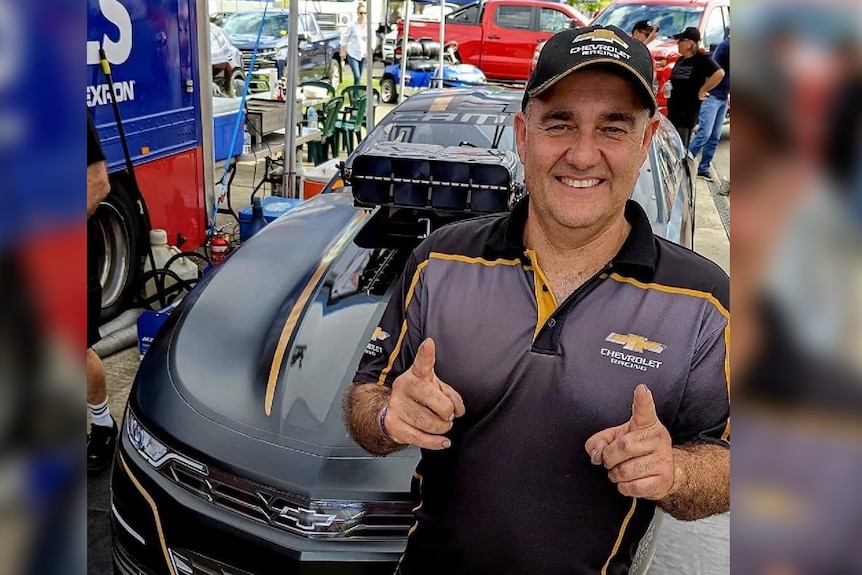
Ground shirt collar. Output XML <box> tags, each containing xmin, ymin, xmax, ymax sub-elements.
<box><xmin>487</xmin><ymin>197</ymin><xmax>658</xmax><ymax>271</ymax></box>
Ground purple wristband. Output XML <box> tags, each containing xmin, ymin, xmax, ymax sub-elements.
<box><xmin>378</xmin><ymin>405</ymin><xmax>395</xmax><ymax>442</ymax></box>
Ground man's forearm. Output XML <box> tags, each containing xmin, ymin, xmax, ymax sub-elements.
<box><xmin>658</xmin><ymin>443</ymin><xmax>729</xmax><ymax>521</ymax></box>
<box><xmin>343</xmin><ymin>383</ymin><xmax>406</xmax><ymax>456</ymax></box>
<box><xmin>87</xmin><ymin>161</ymin><xmax>110</xmax><ymax>218</ymax></box>
<box><xmin>702</xmin><ymin>70</ymin><xmax>725</xmax><ymax>93</ymax></box>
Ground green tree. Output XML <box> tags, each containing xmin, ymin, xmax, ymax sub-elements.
<box><xmin>568</xmin><ymin>0</ymin><xmax>613</xmax><ymax>18</ymax></box>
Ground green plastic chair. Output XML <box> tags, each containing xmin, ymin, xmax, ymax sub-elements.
<box><xmin>298</xmin><ymin>80</ymin><xmax>336</xmax><ymax>100</ymax></box>
<box><xmin>307</xmin><ymin>96</ymin><xmax>344</xmax><ymax>165</ymax></box>
<box><xmin>335</xmin><ymin>93</ymin><xmax>367</xmax><ymax>154</ymax></box>
<box><xmin>336</xmin><ymin>86</ymin><xmax>380</xmax><ymax>153</ymax></box>
<box><xmin>339</xmin><ymin>85</ymin><xmax>380</xmax><ymax>107</ymax></box>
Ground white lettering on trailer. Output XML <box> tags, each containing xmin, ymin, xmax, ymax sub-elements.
<box><xmin>87</xmin><ymin>0</ymin><xmax>133</xmax><ymax>66</ymax></box>
<box><xmin>87</xmin><ymin>81</ymin><xmax>136</xmax><ymax>107</ymax></box>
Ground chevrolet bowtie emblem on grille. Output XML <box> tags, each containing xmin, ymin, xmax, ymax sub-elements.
<box><xmin>278</xmin><ymin>506</ymin><xmax>337</xmax><ymax>531</ymax></box>
<box><xmin>605</xmin><ymin>332</ymin><xmax>666</xmax><ymax>354</ymax></box>
<box><xmin>371</xmin><ymin>327</ymin><xmax>390</xmax><ymax>342</ymax></box>
<box><xmin>573</xmin><ymin>30</ymin><xmax>629</xmax><ymax>48</ymax></box>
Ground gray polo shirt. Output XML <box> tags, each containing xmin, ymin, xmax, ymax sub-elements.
<box><xmin>355</xmin><ymin>198</ymin><xmax>730</xmax><ymax>575</ymax></box>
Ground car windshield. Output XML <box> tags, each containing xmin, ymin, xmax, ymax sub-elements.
<box><xmin>591</xmin><ymin>4</ymin><xmax>702</xmax><ymax>39</ymax></box>
<box><xmin>366</xmin><ymin>113</ymin><xmax>516</xmax><ymax>151</ymax></box>
<box><xmin>359</xmin><ymin>109</ymin><xmax>523</xmax><ymax>179</ymax></box>
<box><xmin>222</xmin><ymin>13</ymin><xmax>289</xmax><ymax>37</ymax></box>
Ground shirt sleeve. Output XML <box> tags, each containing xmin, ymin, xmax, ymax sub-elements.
<box><xmin>87</xmin><ymin>112</ymin><xmax>105</xmax><ymax>167</ymax></box>
<box><xmin>353</xmin><ymin>249</ymin><xmax>427</xmax><ymax>387</ymax></box>
<box><xmin>713</xmin><ymin>40</ymin><xmax>729</xmax><ymax>73</ymax></box>
<box><xmin>340</xmin><ymin>24</ymin><xmax>351</xmax><ymax>48</ymax></box>
<box><xmin>699</xmin><ymin>53</ymin><xmax>721</xmax><ymax>83</ymax></box>
<box><xmin>671</xmin><ymin>311</ymin><xmax>730</xmax><ymax>447</ymax></box>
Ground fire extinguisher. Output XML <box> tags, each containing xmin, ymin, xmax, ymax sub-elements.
<box><xmin>209</xmin><ymin>235</ymin><xmax>231</xmax><ymax>265</ymax></box>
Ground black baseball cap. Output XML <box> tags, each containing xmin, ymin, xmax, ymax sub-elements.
<box><xmin>673</xmin><ymin>27</ymin><xmax>701</xmax><ymax>43</ymax></box>
<box><xmin>632</xmin><ymin>20</ymin><xmax>654</xmax><ymax>33</ymax></box>
<box><xmin>523</xmin><ymin>25</ymin><xmax>657</xmax><ymax>115</ymax></box>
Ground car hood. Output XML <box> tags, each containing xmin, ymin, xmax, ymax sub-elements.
<box><xmin>133</xmin><ymin>193</ymin><xmax>418</xmax><ymax>498</ymax></box>
<box><xmin>648</xmin><ymin>38</ymin><xmax>681</xmax><ymax>60</ymax></box>
<box><xmin>228</xmin><ymin>34</ymin><xmax>285</xmax><ymax>50</ymax></box>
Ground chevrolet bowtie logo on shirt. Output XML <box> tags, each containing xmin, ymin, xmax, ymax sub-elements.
<box><xmin>573</xmin><ymin>29</ymin><xmax>629</xmax><ymax>49</ymax></box>
<box><xmin>605</xmin><ymin>332</ymin><xmax>666</xmax><ymax>354</ymax></box>
<box><xmin>371</xmin><ymin>327</ymin><xmax>390</xmax><ymax>342</ymax></box>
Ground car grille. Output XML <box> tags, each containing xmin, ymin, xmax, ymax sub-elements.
<box><xmin>115</xmin><ymin>536</ymin><xmax>255</xmax><ymax>575</ymax></box>
<box><xmin>161</xmin><ymin>458</ymin><xmax>413</xmax><ymax>540</ymax></box>
<box><xmin>240</xmin><ymin>51</ymin><xmax>277</xmax><ymax>72</ymax></box>
<box><xmin>113</xmin><ymin>537</ymin><xmax>158</xmax><ymax>575</ymax></box>
<box><xmin>315</xmin><ymin>13</ymin><xmax>338</xmax><ymax>30</ymax></box>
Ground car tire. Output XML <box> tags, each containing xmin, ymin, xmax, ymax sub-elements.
<box><xmin>92</xmin><ymin>180</ymin><xmax>143</xmax><ymax>322</ymax></box>
<box><xmin>327</xmin><ymin>59</ymin><xmax>342</xmax><ymax>90</ymax></box>
<box><xmin>381</xmin><ymin>78</ymin><xmax>398</xmax><ymax>104</ymax></box>
<box><xmin>227</xmin><ymin>68</ymin><xmax>245</xmax><ymax>98</ymax></box>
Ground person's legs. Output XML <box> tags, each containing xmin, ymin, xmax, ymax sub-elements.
<box><xmin>87</xmin><ymin>348</ymin><xmax>117</xmax><ymax>473</ymax></box>
<box><xmin>676</xmin><ymin>126</ymin><xmax>692</xmax><ymax>148</ymax></box>
<box><xmin>358</xmin><ymin>57</ymin><xmax>367</xmax><ymax>80</ymax></box>
<box><xmin>697</xmin><ymin>98</ymin><xmax>729</xmax><ymax>174</ymax></box>
<box><xmin>87</xmin><ymin>220</ymin><xmax>117</xmax><ymax>473</ymax></box>
<box><xmin>276</xmin><ymin>59</ymin><xmax>285</xmax><ymax>80</ymax></box>
<box><xmin>348</xmin><ymin>56</ymin><xmax>362</xmax><ymax>85</ymax></box>
<box><xmin>689</xmin><ymin>96</ymin><xmax>722</xmax><ymax>160</ymax></box>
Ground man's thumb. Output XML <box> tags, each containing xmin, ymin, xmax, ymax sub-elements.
<box><xmin>630</xmin><ymin>384</ymin><xmax>658</xmax><ymax>430</ymax></box>
<box><xmin>411</xmin><ymin>338</ymin><xmax>436</xmax><ymax>379</ymax></box>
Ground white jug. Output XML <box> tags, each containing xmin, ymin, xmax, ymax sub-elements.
<box><xmin>142</xmin><ymin>229</ymin><xmax>198</xmax><ymax>302</ymax></box>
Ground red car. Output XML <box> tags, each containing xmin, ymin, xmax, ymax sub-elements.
<box><xmin>401</xmin><ymin>0</ymin><xmax>589</xmax><ymax>81</ymax></box>
<box><xmin>531</xmin><ymin>0</ymin><xmax>729</xmax><ymax>115</ymax></box>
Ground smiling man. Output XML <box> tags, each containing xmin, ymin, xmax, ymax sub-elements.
<box><xmin>345</xmin><ymin>25</ymin><xmax>730</xmax><ymax>575</ymax></box>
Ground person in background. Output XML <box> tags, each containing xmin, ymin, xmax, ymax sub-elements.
<box><xmin>689</xmin><ymin>27</ymin><xmax>730</xmax><ymax>178</ymax></box>
<box><xmin>341</xmin><ymin>3</ymin><xmax>375</xmax><ymax>85</ymax></box>
<box><xmin>87</xmin><ymin>112</ymin><xmax>118</xmax><ymax>473</ymax></box>
<box><xmin>666</xmin><ymin>27</ymin><xmax>725</xmax><ymax>147</ymax></box>
<box><xmin>344</xmin><ymin>24</ymin><xmax>729</xmax><ymax>575</ymax></box>
<box><xmin>631</xmin><ymin>19</ymin><xmax>658</xmax><ymax>44</ymax></box>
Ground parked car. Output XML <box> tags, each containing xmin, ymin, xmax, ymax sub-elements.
<box><xmin>399</xmin><ymin>0</ymin><xmax>589</xmax><ymax>81</ymax></box>
<box><xmin>110</xmin><ymin>87</ymin><xmax>692</xmax><ymax>575</ymax></box>
<box><xmin>221</xmin><ymin>9</ymin><xmax>343</xmax><ymax>87</ymax></box>
<box><xmin>381</xmin><ymin>26</ymin><xmax>398</xmax><ymax>63</ymax></box>
<box><xmin>590</xmin><ymin>0</ymin><xmax>730</xmax><ymax>114</ymax></box>
<box><xmin>379</xmin><ymin>40</ymin><xmax>487</xmax><ymax>103</ymax></box>
<box><xmin>210</xmin><ymin>24</ymin><xmax>245</xmax><ymax>97</ymax></box>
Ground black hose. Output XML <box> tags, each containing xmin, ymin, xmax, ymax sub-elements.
<box><xmin>136</xmin><ymin>251</ymin><xmax>212</xmax><ymax>311</ymax></box>
<box><xmin>99</xmin><ymin>48</ymin><xmax>166</xmax><ymax>309</ymax></box>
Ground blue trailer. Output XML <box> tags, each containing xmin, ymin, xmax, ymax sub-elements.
<box><xmin>87</xmin><ymin>0</ymin><xmax>215</xmax><ymax>319</ymax></box>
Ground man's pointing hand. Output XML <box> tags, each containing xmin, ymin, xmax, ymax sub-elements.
<box><xmin>584</xmin><ymin>384</ymin><xmax>675</xmax><ymax>500</ymax></box>
<box><xmin>385</xmin><ymin>338</ymin><xmax>466</xmax><ymax>450</ymax></box>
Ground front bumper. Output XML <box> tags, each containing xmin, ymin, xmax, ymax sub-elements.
<box><xmin>110</xmin><ymin>434</ymin><xmax>405</xmax><ymax>575</ymax></box>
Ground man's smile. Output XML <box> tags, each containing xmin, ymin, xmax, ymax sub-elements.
<box><xmin>559</xmin><ymin>176</ymin><xmax>605</xmax><ymax>189</ymax></box>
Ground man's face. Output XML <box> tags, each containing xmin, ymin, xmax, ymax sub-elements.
<box><xmin>514</xmin><ymin>69</ymin><xmax>658</xmax><ymax>237</ymax></box>
<box><xmin>633</xmin><ymin>29</ymin><xmax>649</xmax><ymax>43</ymax></box>
<box><xmin>677</xmin><ymin>37</ymin><xmax>696</xmax><ymax>56</ymax></box>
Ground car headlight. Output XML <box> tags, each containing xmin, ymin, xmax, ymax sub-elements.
<box><xmin>125</xmin><ymin>408</ymin><xmax>207</xmax><ymax>474</ymax></box>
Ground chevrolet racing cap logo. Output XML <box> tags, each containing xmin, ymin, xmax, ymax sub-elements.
<box><xmin>522</xmin><ymin>24</ymin><xmax>656</xmax><ymax>114</ymax></box>
<box><xmin>605</xmin><ymin>332</ymin><xmax>666</xmax><ymax>354</ymax></box>
<box><xmin>573</xmin><ymin>29</ymin><xmax>630</xmax><ymax>49</ymax></box>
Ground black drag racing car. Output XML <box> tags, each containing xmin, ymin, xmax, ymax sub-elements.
<box><xmin>110</xmin><ymin>88</ymin><xmax>693</xmax><ymax>575</ymax></box>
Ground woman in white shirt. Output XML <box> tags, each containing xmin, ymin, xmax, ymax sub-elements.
<box><xmin>340</xmin><ymin>3</ymin><xmax>375</xmax><ymax>85</ymax></box>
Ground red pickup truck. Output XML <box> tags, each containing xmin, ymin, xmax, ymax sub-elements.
<box><xmin>399</xmin><ymin>0</ymin><xmax>589</xmax><ymax>81</ymax></box>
